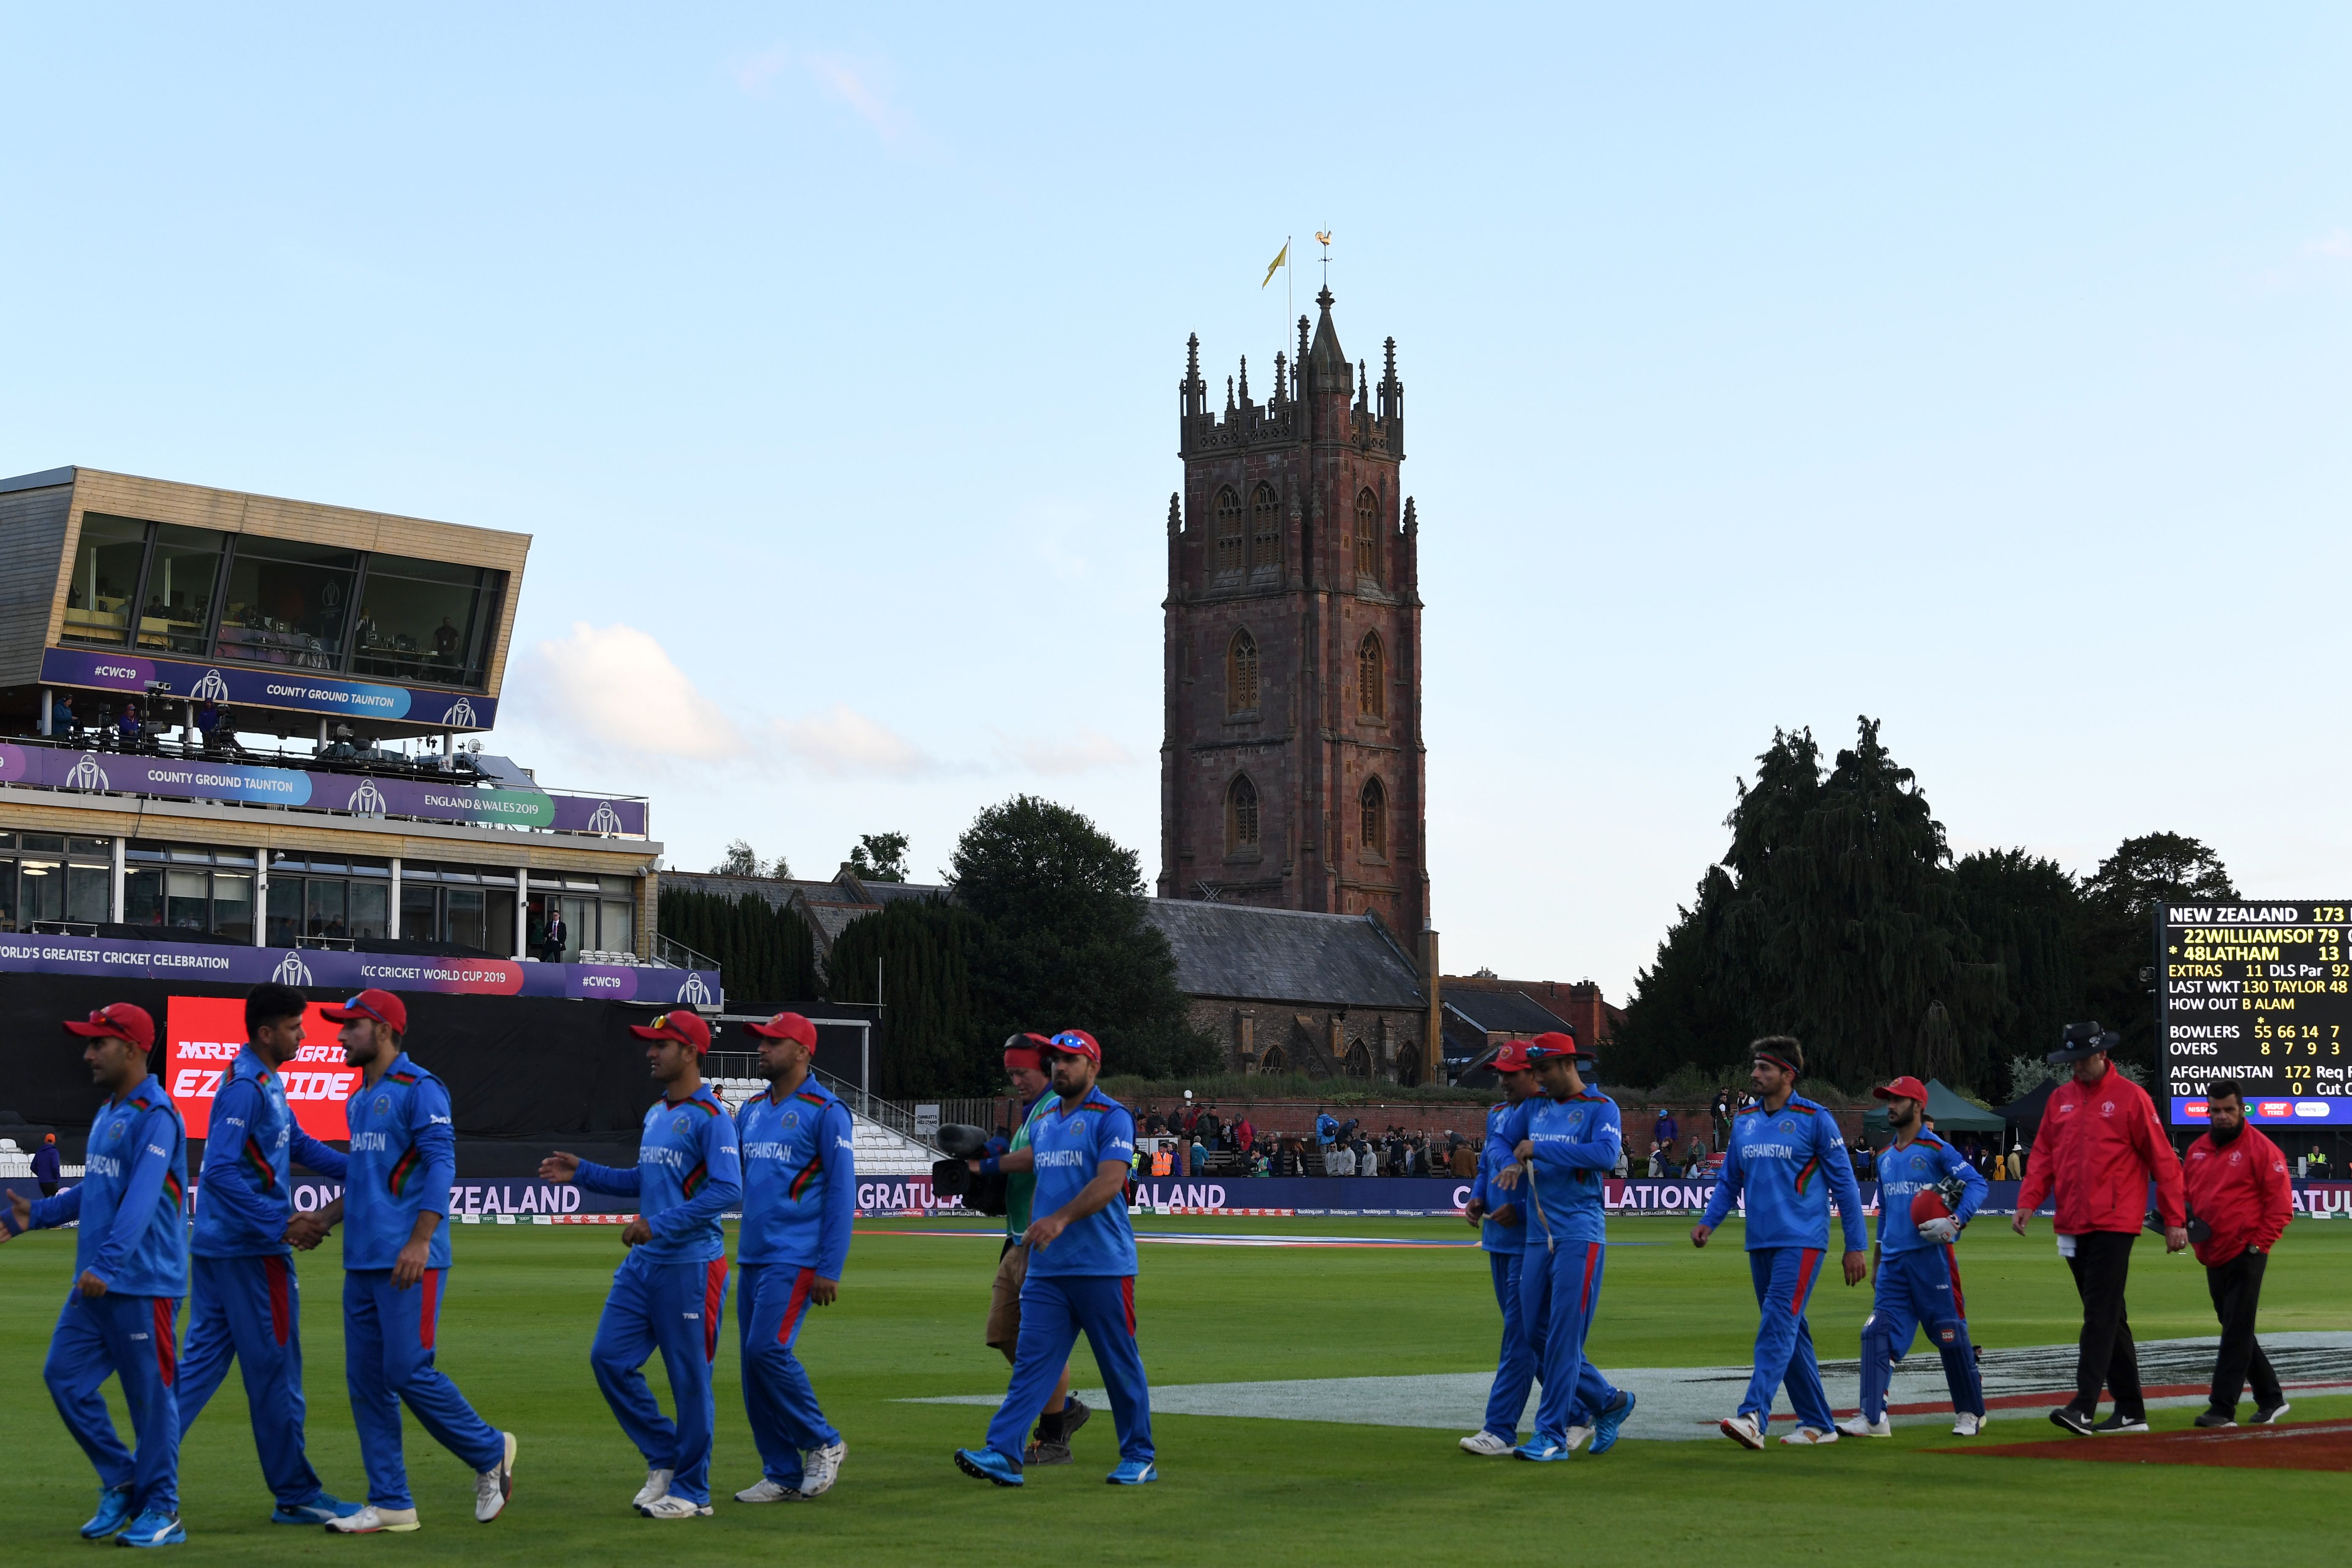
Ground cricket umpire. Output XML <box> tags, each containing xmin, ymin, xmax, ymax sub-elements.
<box><xmin>2181</xmin><ymin>1079</ymin><xmax>2295</xmax><ymax>1426</ymax></box>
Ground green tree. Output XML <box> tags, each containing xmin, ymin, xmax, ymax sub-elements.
<box><xmin>847</xmin><ymin>831</ymin><xmax>910</xmax><ymax>883</ymax></box>
<box><xmin>656</xmin><ymin>888</ymin><xmax>815</xmax><ymax>1002</ymax></box>
<box><xmin>2080</xmin><ymin>832</ymin><xmax>2235</xmax><ymax>1070</ymax></box>
<box><xmin>825</xmin><ymin>896</ymin><xmax>991</xmax><ymax>1096</ymax></box>
<box><xmin>711</xmin><ymin>839</ymin><xmax>788</xmax><ymax>879</ymax></box>
<box><xmin>1952</xmin><ymin>848</ymin><xmax>2086</xmax><ymax>1093</ymax></box>
<box><xmin>950</xmin><ymin>795</ymin><xmax>1218</xmax><ymax>1080</ymax></box>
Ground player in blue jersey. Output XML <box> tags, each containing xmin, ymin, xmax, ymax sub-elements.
<box><xmin>297</xmin><ymin>989</ymin><xmax>515</xmax><ymax>1533</ymax></box>
<box><xmin>542</xmin><ymin>1008</ymin><xmax>742</xmax><ymax>1519</ymax></box>
<box><xmin>1457</xmin><ymin>1039</ymin><xmax>1541</xmax><ymax>1456</ymax></box>
<box><xmin>1490</xmin><ymin>1032</ymin><xmax>1635</xmax><ymax>1462</ymax></box>
<box><xmin>954</xmin><ymin>1029</ymin><xmax>1156</xmax><ymax>1488</ymax></box>
<box><xmin>1693</xmin><ymin>1037</ymin><xmax>1868</xmax><ymax>1448</ymax></box>
<box><xmin>175</xmin><ymin>983</ymin><xmax>362</xmax><ymax>1525</ymax></box>
<box><xmin>3</xmin><ymin>1004</ymin><xmax>190</xmax><ymax>1548</ymax></box>
<box><xmin>728</xmin><ymin>1011</ymin><xmax>855</xmax><ymax>1503</ymax></box>
<box><xmin>1837</xmin><ymin>1076</ymin><xmax>1989</xmax><ymax>1439</ymax></box>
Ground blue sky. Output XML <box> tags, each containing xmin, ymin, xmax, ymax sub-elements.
<box><xmin>4</xmin><ymin>6</ymin><xmax>2347</xmax><ymax>999</ymax></box>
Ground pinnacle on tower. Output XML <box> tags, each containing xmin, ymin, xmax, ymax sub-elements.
<box><xmin>1358</xmin><ymin>360</ymin><xmax>1369</xmax><ymax>408</ymax></box>
<box><xmin>1404</xmin><ymin>496</ymin><xmax>1418</xmax><ymax>534</ymax></box>
<box><xmin>1167</xmin><ymin>492</ymin><xmax>1181</xmax><ymax>536</ymax></box>
<box><xmin>1274</xmin><ymin>351</ymin><xmax>1287</xmax><ymax>403</ymax></box>
<box><xmin>1307</xmin><ymin>288</ymin><xmax>1347</xmax><ymax>388</ymax></box>
<box><xmin>1226</xmin><ymin>375</ymin><xmax>1235</xmax><ymax>414</ymax></box>
<box><xmin>1238</xmin><ymin>355</ymin><xmax>1249</xmax><ymax>403</ymax></box>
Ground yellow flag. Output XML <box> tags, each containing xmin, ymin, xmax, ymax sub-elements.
<box><xmin>1261</xmin><ymin>242</ymin><xmax>1288</xmax><ymax>288</ymax></box>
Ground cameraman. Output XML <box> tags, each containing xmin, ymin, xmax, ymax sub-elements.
<box><xmin>976</xmin><ymin>1035</ymin><xmax>1087</xmax><ymax>1464</ymax></box>
<box><xmin>2014</xmin><ymin>1023</ymin><xmax>2186</xmax><ymax>1436</ymax></box>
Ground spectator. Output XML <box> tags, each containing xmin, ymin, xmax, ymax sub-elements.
<box><xmin>1386</xmin><ymin>1131</ymin><xmax>1406</xmax><ymax>1177</ymax></box>
<box><xmin>1713</xmin><ymin>1086</ymin><xmax>1734</xmax><ymax>1151</ymax></box>
<box><xmin>32</xmin><ymin>1132</ymin><xmax>62</xmax><ymax>1196</ymax></box>
<box><xmin>1646</xmin><ymin>1141</ymin><xmax>1666</xmax><ymax>1179</ymax></box>
<box><xmin>1353</xmin><ymin>1135</ymin><xmax>1375</xmax><ymax>1176</ymax></box>
<box><xmin>1149</xmin><ymin>1142</ymin><xmax>1174</xmax><ymax>1178</ymax></box>
<box><xmin>1686</xmin><ymin>1135</ymin><xmax>1709</xmax><ymax>1174</ymax></box>
<box><xmin>1654</xmin><ymin>1108</ymin><xmax>1679</xmax><ymax>1150</ymax></box>
<box><xmin>1189</xmin><ymin>1137</ymin><xmax>1207</xmax><ymax>1176</ymax></box>
<box><xmin>1248</xmin><ymin>1146</ymin><xmax>1270</xmax><ymax>1177</ymax></box>
<box><xmin>1328</xmin><ymin>1140</ymin><xmax>1355</xmax><ymax>1178</ymax></box>
<box><xmin>1450</xmin><ymin>1139</ymin><xmax>1478</xmax><ymax>1179</ymax></box>
<box><xmin>1144</xmin><ymin>1107</ymin><xmax>1166</xmax><ymax>1135</ymax></box>
<box><xmin>115</xmin><ymin>700</ymin><xmax>143</xmax><ymax>753</ymax></box>
<box><xmin>1851</xmin><ymin>1142</ymin><xmax>1874</xmax><ymax>1181</ymax></box>
<box><xmin>1612</xmin><ymin>1144</ymin><xmax>1630</xmax><ymax>1179</ymax></box>
<box><xmin>1315</xmin><ymin>1111</ymin><xmax>1339</xmax><ymax>1151</ymax></box>
<box><xmin>1234</xmin><ymin>1115</ymin><xmax>1256</xmax><ymax>1157</ymax></box>
<box><xmin>2308</xmin><ymin>1147</ymin><xmax>2329</xmax><ymax>1180</ymax></box>
<box><xmin>53</xmin><ymin>691</ymin><xmax>80</xmax><ymax>742</ymax></box>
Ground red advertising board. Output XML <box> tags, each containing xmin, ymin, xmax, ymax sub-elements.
<box><xmin>163</xmin><ymin>996</ymin><xmax>361</xmax><ymax>1141</ymax></box>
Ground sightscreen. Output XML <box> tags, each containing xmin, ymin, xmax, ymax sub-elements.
<box><xmin>2159</xmin><ymin>900</ymin><xmax>2352</xmax><ymax>1128</ymax></box>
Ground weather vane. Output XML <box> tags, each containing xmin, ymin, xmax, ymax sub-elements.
<box><xmin>1316</xmin><ymin>230</ymin><xmax>1332</xmax><ymax>290</ymax></box>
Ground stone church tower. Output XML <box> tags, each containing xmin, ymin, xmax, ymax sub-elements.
<box><xmin>1157</xmin><ymin>288</ymin><xmax>1428</xmax><ymax>942</ymax></box>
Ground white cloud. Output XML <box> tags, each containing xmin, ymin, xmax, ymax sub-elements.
<box><xmin>773</xmin><ymin>703</ymin><xmax>935</xmax><ymax>776</ymax></box>
<box><xmin>525</xmin><ymin>623</ymin><xmax>747</xmax><ymax>762</ymax></box>
<box><xmin>2305</xmin><ymin>229</ymin><xmax>2352</xmax><ymax>264</ymax></box>
<box><xmin>728</xmin><ymin>45</ymin><xmax>916</xmax><ymax>145</ymax></box>
<box><xmin>998</xmin><ymin>727</ymin><xmax>1135</xmax><ymax>776</ymax></box>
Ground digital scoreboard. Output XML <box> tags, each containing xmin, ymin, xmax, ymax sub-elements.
<box><xmin>2158</xmin><ymin>901</ymin><xmax>2352</xmax><ymax>1128</ymax></box>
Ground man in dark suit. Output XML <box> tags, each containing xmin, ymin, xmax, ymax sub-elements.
<box><xmin>539</xmin><ymin>911</ymin><xmax>568</xmax><ymax>963</ymax></box>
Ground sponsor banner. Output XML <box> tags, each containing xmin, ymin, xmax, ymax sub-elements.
<box><xmin>164</xmin><ymin>996</ymin><xmax>359</xmax><ymax>1140</ymax></box>
<box><xmin>278</xmin><ymin>1180</ymin><xmax>631</xmax><ymax>1216</ymax></box>
<box><xmin>0</xmin><ymin>935</ymin><xmax>720</xmax><ymax>1005</ymax></box>
<box><xmin>0</xmin><ymin>741</ymin><xmax>646</xmax><ymax>836</ymax></box>
<box><xmin>2178</xmin><ymin>1096</ymin><xmax>2352</xmax><ymax>1127</ymax></box>
<box><xmin>39</xmin><ymin>647</ymin><xmax>495</xmax><ymax>729</ymax></box>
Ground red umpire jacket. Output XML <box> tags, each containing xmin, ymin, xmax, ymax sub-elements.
<box><xmin>2180</xmin><ymin>1122</ymin><xmax>2292</xmax><ymax>1268</ymax></box>
<box><xmin>2017</xmin><ymin>1068</ymin><xmax>2186</xmax><ymax>1236</ymax></box>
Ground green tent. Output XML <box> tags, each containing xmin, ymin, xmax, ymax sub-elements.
<box><xmin>1861</xmin><ymin>1078</ymin><xmax>2005</xmax><ymax>1143</ymax></box>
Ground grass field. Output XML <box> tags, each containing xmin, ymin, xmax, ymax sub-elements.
<box><xmin>3</xmin><ymin>1214</ymin><xmax>2347</xmax><ymax>1564</ymax></box>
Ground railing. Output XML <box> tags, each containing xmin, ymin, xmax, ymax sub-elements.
<box><xmin>651</xmin><ymin>932</ymin><xmax>713</xmax><ymax>972</ymax></box>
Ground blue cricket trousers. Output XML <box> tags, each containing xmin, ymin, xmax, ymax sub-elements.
<box><xmin>737</xmin><ymin>1263</ymin><xmax>841</xmax><ymax>1486</ymax></box>
<box><xmin>45</xmin><ymin>1289</ymin><xmax>181</xmax><ymax>1517</ymax></box>
<box><xmin>1520</xmin><ymin>1239</ymin><xmax>1620</xmax><ymax>1441</ymax></box>
<box><xmin>1859</xmin><ymin>1245</ymin><xmax>1984</xmax><ymax>1422</ymax></box>
<box><xmin>985</xmin><ymin>1274</ymin><xmax>1153</xmax><ymax>1466</ymax></box>
<box><xmin>591</xmin><ymin>1249</ymin><xmax>729</xmax><ymax>1505</ymax></box>
<box><xmin>1741</xmin><ymin>1246</ymin><xmax>1833</xmax><ymax>1429</ymax></box>
<box><xmin>344</xmin><ymin>1268</ymin><xmax>503</xmax><ymax>1510</ymax></box>
<box><xmin>1480</xmin><ymin>1250</ymin><xmax>1538</xmax><ymax>1440</ymax></box>
<box><xmin>177</xmin><ymin>1253</ymin><xmax>325</xmax><ymax>1506</ymax></box>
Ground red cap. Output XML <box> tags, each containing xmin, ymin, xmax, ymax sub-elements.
<box><xmin>1044</xmin><ymin>1029</ymin><xmax>1101</xmax><ymax>1065</ymax></box>
<box><xmin>65</xmin><ymin>1002</ymin><xmax>156</xmax><ymax>1051</ymax></box>
<box><xmin>1492</xmin><ymin>1040</ymin><xmax>1535</xmax><ymax>1075</ymax></box>
<box><xmin>743</xmin><ymin>1011</ymin><xmax>817</xmax><ymax>1049</ymax></box>
<box><xmin>321</xmin><ymin>988</ymin><xmax>407</xmax><ymax>1034</ymax></box>
<box><xmin>1874</xmin><ymin>1076</ymin><xmax>1930</xmax><ymax>1105</ymax></box>
<box><xmin>630</xmin><ymin>1010</ymin><xmax>712</xmax><ymax>1053</ymax></box>
<box><xmin>1004</xmin><ymin>1032</ymin><xmax>1054</xmax><ymax>1073</ymax></box>
<box><xmin>1526</xmin><ymin>1030</ymin><xmax>1592</xmax><ymax>1064</ymax></box>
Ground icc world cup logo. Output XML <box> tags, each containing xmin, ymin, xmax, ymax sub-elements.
<box><xmin>346</xmin><ymin>779</ymin><xmax>389</xmax><ymax>814</ymax></box>
<box><xmin>64</xmin><ymin>753</ymin><xmax>111</xmax><ymax>790</ymax></box>
<box><xmin>676</xmin><ymin>973</ymin><xmax>714</xmax><ymax>1007</ymax></box>
<box><xmin>588</xmin><ymin>803</ymin><xmax>624</xmax><ymax>835</ymax></box>
<box><xmin>272</xmin><ymin>952</ymin><xmax>315</xmax><ymax>986</ymax></box>
<box><xmin>442</xmin><ymin>697</ymin><xmax>477</xmax><ymax>727</ymax></box>
<box><xmin>190</xmin><ymin>669</ymin><xmax>232</xmax><ymax>702</ymax></box>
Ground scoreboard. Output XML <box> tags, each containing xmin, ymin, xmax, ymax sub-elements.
<box><xmin>2158</xmin><ymin>901</ymin><xmax>2352</xmax><ymax>1128</ymax></box>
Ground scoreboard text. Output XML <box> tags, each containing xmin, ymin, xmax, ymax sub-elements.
<box><xmin>2159</xmin><ymin>901</ymin><xmax>2352</xmax><ymax>1129</ymax></box>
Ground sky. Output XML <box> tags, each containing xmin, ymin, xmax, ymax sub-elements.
<box><xmin>3</xmin><ymin>6</ymin><xmax>2347</xmax><ymax>999</ymax></box>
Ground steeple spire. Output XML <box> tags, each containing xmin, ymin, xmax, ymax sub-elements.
<box><xmin>1167</xmin><ymin>492</ymin><xmax>1181</xmax><ymax>537</ymax></box>
<box><xmin>1238</xmin><ymin>355</ymin><xmax>1249</xmax><ymax>403</ymax></box>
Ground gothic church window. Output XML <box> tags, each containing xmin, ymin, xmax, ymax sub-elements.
<box><xmin>1360</xmin><ymin>776</ymin><xmax>1386</xmax><ymax>857</ymax></box>
<box><xmin>1227</xmin><ymin>629</ymin><xmax>1259</xmax><ymax>715</ymax></box>
<box><xmin>1226</xmin><ymin>774</ymin><xmax>1260</xmax><ymax>851</ymax></box>
<box><xmin>1358</xmin><ymin>631</ymin><xmax>1385</xmax><ymax>719</ymax></box>
<box><xmin>1250</xmin><ymin>484</ymin><xmax>1282</xmax><ymax>571</ymax></box>
<box><xmin>1354</xmin><ymin>489</ymin><xmax>1381</xmax><ymax>584</ymax></box>
<box><xmin>1215</xmin><ymin>488</ymin><xmax>1244</xmax><ymax>573</ymax></box>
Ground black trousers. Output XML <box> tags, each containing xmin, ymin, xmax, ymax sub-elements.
<box><xmin>2206</xmin><ymin>1249</ymin><xmax>2282</xmax><ymax>1413</ymax></box>
<box><xmin>2064</xmin><ymin>1230</ymin><xmax>2142</xmax><ymax>1417</ymax></box>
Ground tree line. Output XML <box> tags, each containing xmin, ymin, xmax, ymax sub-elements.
<box><xmin>1612</xmin><ymin>717</ymin><xmax>2235</xmax><ymax>1100</ymax></box>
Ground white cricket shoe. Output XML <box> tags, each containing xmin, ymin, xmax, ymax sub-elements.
<box><xmin>733</xmin><ymin>1479</ymin><xmax>806</xmax><ymax>1503</ymax></box>
<box><xmin>325</xmin><ymin>1505</ymin><xmax>420</xmax><ymax>1534</ymax></box>
<box><xmin>475</xmin><ymin>1432</ymin><xmax>516</xmax><ymax>1522</ymax></box>
<box><xmin>1720</xmin><ymin>1413</ymin><xmax>1766</xmax><ymax>1450</ymax></box>
<box><xmin>632</xmin><ymin>1469</ymin><xmax>673</xmax><ymax>1509</ymax></box>
<box><xmin>1836</xmin><ymin>1414</ymin><xmax>1892</xmax><ymax>1438</ymax></box>
<box><xmin>799</xmin><ymin>1442</ymin><xmax>845</xmax><ymax>1497</ymax></box>
<box><xmin>1951</xmin><ymin>1411</ymin><xmax>1989</xmax><ymax>1437</ymax></box>
<box><xmin>636</xmin><ymin>1494</ymin><xmax>713</xmax><ymax>1519</ymax></box>
<box><xmin>1779</xmin><ymin>1425</ymin><xmax>1839</xmax><ymax>1446</ymax></box>
<box><xmin>1458</xmin><ymin>1430</ymin><xmax>1515</xmax><ymax>1456</ymax></box>
<box><xmin>1562</xmin><ymin>1424</ymin><xmax>1593</xmax><ymax>1452</ymax></box>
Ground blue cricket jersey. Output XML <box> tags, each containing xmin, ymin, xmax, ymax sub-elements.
<box><xmin>1024</xmin><ymin>1086</ymin><xmax>1138</xmax><ymax>1279</ymax></box>
<box><xmin>1473</xmin><ymin>1101</ymin><xmax>1533</xmax><ymax>1253</ymax></box>
<box><xmin>27</xmin><ymin>1073</ymin><xmax>189</xmax><ymax>1298</ymax></box>
<box><xmin>1871</xmin><ymin>1131</ymin><xmax>1986</xmax><ymax>1255</ymax></box>
<box><xmin>576</xmin><ymin>1084</ymin><xmax>741</xmax><ymax>1264</ymax></box>
<box><xmin>194</xmin><ymin>1046</ymin><xmax>350</xmax><ymax>1258</ymax></box>
<box><xmin>735</xmin><ymin>1076</ymin><xmax>856</xmax><ymax>1279</ymax></box>
<box><xmin>1498</xmin><ymin>1089</ymin><xmax>1621</xmax><ymax>1247</ymax></box>
<box><xmin>341</xmin><ymin>1052</ymin><xmax>457</xmax><ymax>1271</ymax></box>
<box><xmin>1701</xmin><ymin>1094</ymin><xmax>1868</xmax><ymax>1253</ymax></box>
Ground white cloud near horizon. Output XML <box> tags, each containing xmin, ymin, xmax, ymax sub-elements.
<box><xmin>997</xmin><ymin>726</ymin><xmax>1135</xmax><ymax>776</ymax></box>
<box><xmin>773</xmin><ymin>703</ymin><xmax>936</xmax><ymax>777</ymax></box>
<box><xmin>524</xmin><ymin>622</ymin><xmax>748</xmax><ymax>762</ymax></box>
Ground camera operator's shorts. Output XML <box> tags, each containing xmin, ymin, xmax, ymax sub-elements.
<box><xmin>986</xmin><ymin>1239</ymin><xmax>1031</xmax><ymax>1351</ymax></box>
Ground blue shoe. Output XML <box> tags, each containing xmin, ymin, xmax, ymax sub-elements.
<box><xmin>272</xmin><ymin>1494</ymin><xmax>364</xmax><ymax>1525</ymax></box>
<box><xmin>115</xmin><ymin>1511</ymin><xmax>185</xmax><ymax>1548</ymax></box>
<box><xmin>953</xmin><ymin>1448</ymin><xmax>1024</xmax><ymax>1486</ymax></box>
<box><xmin>80</xmin><ymin>1485</ymin><xmax>134</xmax><ymax>1540</ymax></box>
<box><xmin>1590</xmin><ymin>1389</ymin><xmax>1636</xmax><ymax>1455</ymax></box>
<box><xmin>1104</xmin><ymin>1459</ymin><xmax>1158</xmax><ymax>1486</ymax></box>
<box><xmin>1512</xmin><ymin>1435</ymin><xmax>1573</xmax><ymax>1462</ymax></box>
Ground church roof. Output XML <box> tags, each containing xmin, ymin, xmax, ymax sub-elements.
<box><xmin>1442</xmin><ymin>989</ymin><xmax>1573</xmax><ymax>1037</ymax></box>
<box><xmin>1142</xmin><ymin>899</ymin><xmax>1424</xmax><ymax>1009</ymax></box>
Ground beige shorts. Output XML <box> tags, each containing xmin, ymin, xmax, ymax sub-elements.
<box><xmin>986</xmin><ymin>1238</ymin><xmax>1029</xmax><ymax>1350</ymax></box>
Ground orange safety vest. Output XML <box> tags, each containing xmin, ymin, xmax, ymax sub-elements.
<box><xmin>1151</xmin><ymin>1149</ymin><xmax>1173</xmax><ymax>1177</ymax></box>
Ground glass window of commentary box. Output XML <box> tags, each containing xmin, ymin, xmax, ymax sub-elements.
<box><xmin>59</xmin><ymin>515</ymin><xmax>150</xmax><ymax>647</ymax></box>
<box><xmin>215</xmin><ymin>538</ymin><xmax>360</xmax><ymax>672</ymax></box>
<box><xmin>140</xmin><ymin>525</ymin><xmax>228</xmax><ymax>656</ymax></box>
<box><xmin>352</xmin><ymin>555</ymin><xmax>504</xmax><ymax>692</ymax></box>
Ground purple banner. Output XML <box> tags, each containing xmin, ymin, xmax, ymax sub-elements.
<box><xmin>0</xmin><ymin>930</ymin><xmax>719</xmax><ymax>1004</ymax></box>
<box><xmin>40</xmin><ymin>647</ymin><xmax>498</xmax><ymax>730</ymax></box>
<box><xmin>0</xmin><ymin>742</ymin><xmax>646</xmax><ymax>836</ymax></box>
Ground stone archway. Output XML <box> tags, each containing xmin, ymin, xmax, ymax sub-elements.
<box><xmin>1259</xmin><ymin>1045</ymin><xmax>1288</xmax><ymax>1075</ymax></box>
<box><xmin>1394</xmin><ymin>1044</ymin><xmax>1423</xmax><ymax>1089</ymax></box>
<box><xmin>1344</xmin><ymin>1040</ymin><xmax>1372</xmax><ymax>1079</ymax></box>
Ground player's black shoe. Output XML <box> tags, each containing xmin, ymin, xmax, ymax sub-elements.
<box><xmin>2091</xmin><ymin>1412</ymin><xmax>2148</xmax><ymax>1434</ymax></box>
<box><xmin>2192</xmin><ymin>1410</ymin><xmax>2237</xmax><ymax>1429</ymax></box>
<box><xmin>2047</xmin><ymin>1406</ymin><xmax>2096</xmax><ymax>1437</ymax></box>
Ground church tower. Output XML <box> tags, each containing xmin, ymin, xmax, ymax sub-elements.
<box><xmin>1158</xmin><ymin>288</ymin><xmax>1428</xmax><ymax>942</ymax></box>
